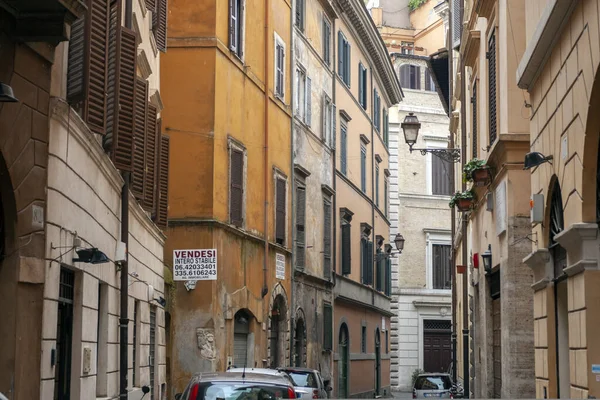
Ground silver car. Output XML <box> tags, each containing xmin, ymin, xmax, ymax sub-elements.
<box><xmin>226</xmin><ymin>368</ymin><xmax>297</xmax><ymax>387</ymax></box>
<box><xmin>412</xmin><ymin>373</ymin><xmax>454</xmax><ymax>399</ymax></box>
<box><xmin>278</xmin><ymin>367</ymin><xmax>330</xmax><ymax>399</ymax></box>
<box><xmin>175</xmin><ymin>371</ymin><xmax>298</xmax><ymax>400</ymax></box>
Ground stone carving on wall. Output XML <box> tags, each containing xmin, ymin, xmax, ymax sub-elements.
<box><xmin>197</xmin><ymin>328</ymin><xmax>217</xmax><ymax>360</ymax></box>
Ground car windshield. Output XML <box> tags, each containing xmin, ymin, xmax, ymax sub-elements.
<box><xmin>286</xmin><ymin>372</ymin><xmax>318</xmax><ymax>388</ymax></box>
<box><xmin>199</xmin><ymin>383</ymin><xmax>294</xmax><ymax>400</ymax></box>
<box><xmin>414</xmin><ymin>376</ymin><xmax>452</xmax><ymax>390</ymax></box>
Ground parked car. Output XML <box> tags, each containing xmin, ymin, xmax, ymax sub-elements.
<box><xmin>226</xmin><ymin>367</ymin><xmax>296</xmax><ymax>387</ymax></box>
<box><xmin>412</xmin><ymin>373</ymin><xmax>454</xmax><ymax>398</ymax></box>
<box><xmin>278</xmin><ymin>367</ymin><xmax>331</xmax><ymax>399</ymax></box>
<box><xmin>175</xmin><ymin>371</ymin><xmax>297</xmax><ymax>400</ymax></box>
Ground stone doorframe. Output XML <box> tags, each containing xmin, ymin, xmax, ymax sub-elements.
<box><xmin>267</xmin><ymin>283</ymin><xmax>290</xmax><ymax>368</ymax></box>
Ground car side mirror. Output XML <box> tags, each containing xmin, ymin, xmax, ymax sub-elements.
<box><xmin>175</xmin><ymin>394</ymin><xmax>182</xmax><ymax>400</ymax></box>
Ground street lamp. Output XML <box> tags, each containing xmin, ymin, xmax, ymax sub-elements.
<box><xmin>481</xmin><ymin>244</ymin><xmax>492</xmax><ymax>273</ymax></box>
<box><xmin>394</xmin><ymin>233</ymin><xmax>405</xmax><ymax>254</ymax></box>
<box><xmin>401</xmin><ymin>112</ymin><xmax>461</xmax><ymax>163</ymax></box>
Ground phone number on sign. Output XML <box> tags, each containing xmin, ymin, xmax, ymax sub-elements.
<box><xmin>173</xmin><ymin>268</ymin><xmax>216</xmax><ymax>279</ymax></box>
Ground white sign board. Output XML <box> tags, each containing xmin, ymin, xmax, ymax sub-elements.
<box><xmin>495</xmin><ymin>181</ymin><xmax>507</xmax><ymax>236</ymax></box>
<box><xmin>276</xmin><ymin>253</ymin><xmax>286</xmax><ymax>280</ymax></box>
<box><xmin>173</xmin><ymin>249</ymin><xmax>217</xmax><ymax>281</ymax></box>
<box><xmin>382</xmin><ymin>317</ymin><xmax>386</xmax><ymax>331</ymax></box>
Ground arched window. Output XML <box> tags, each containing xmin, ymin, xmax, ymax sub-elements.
<box><xmin>425</xmin><ymin>69</ymin><xmax>436</xmax><ymax>92</ymax></box>
<box><xmin>399</xmin><ymin>64</ymin><xmax>421</xmax><ymax>90</ymax></box>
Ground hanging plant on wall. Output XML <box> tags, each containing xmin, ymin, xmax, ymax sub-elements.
<box><xmin>449</xmin><ymin>190</ymin><xmax>476</xmax><ymax>212</ymax></box>
<box><xmin>463</xmin><ymin>158</ymin><xmax>492</xmax><ymax>186</ymax></box>
<box><xmin>408</xmin><ymin>0</ymin><xmax>428</xmax><ymax>11</ymax></box>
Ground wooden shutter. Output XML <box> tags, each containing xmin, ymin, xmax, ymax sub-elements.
<box><xmin>230</xmin><ymin>149</ymin><xmax>244</xmax><ymax>226</ymax></box>
<box><xmin>375</xmin><ymin>253</ymin><xmax>383</xmax><ymax>291</ymax></box>
<box><xmin>154</xmin><ymin>134</ymin><xmax>170</xmax><ymax>229</ymax></box>
<box><xmin>322</xmin><ymin>95</ymin><xmax>327</xmax><ymax>140</ymax></box>
<box><xmin>145</xmin><ymin>0</ymin><xmax>155</xmax><ymax>11</ymax></box>
<box><xmin>229</xmin><ymin>0</ymin><xmax>237</xmax><ymax>52</ymax></box>
<box><xmin>110</xmin><ymin>21</ymin><xmax>138</xmax><ymax>172</ymax></box>
<box><xmin>66</xmin><ymin>0</ymin><xmax>110</xmax><ymax>136</ymax></box>
<box><xmin>305</xmin><ymin>76</ymin><xmax>311</xmax><ymax>126</ymax></box>
<box><xmin>360</xmin><ymin>146</ymin><xmax>366</xmax><ymax>192</ymax></box>
<box><xmin>338</xmin><ymin>31</ymin><xmax>343</xmax><ymax>77</ymax></box>
<box><xmin>144</xmin><ymin>104</ymin><xmax>159</xmax><ymax>212</ymax></box>
<box><xmin>367</xmin><ymin>240</ymin><xmax>374</xmax><ymax>285</ymax></box>
<box><xmin>432</xmin><ymin>156</ymin><xmax>451</xmax><ymax>195</ymax></box>
<box><xmin>322</xmin><ymin>18</ymin><xmax>330</xmax><ymax>65</ymax></box>
<box><xmin>275</xmin><ymin>178</ymin><xmax>286</xmax><ymax>245</ymax></box>
<box><xmin>385</xmin><ymin>258</ymin><xmax>391</xmax><ymax>296</ymax></box>
<box><xmin>358</xmin><ymin>63</ymin><xmax>363</xmax><ymax>108</ymax></box>
<box><xmin>375</xmin><ymin>165</ymin><xmax>379</xmax><ymax>206</ymax></box>
<box><xmin>383</xmin><ymin>110</ymin><xmax>388</xmax><ymax>145</ymax></box>
<box><xmin>488</xmin><ymin>32</ymin><xmax>497</xmax><ymax>146</ymax></box>
<box><xmin>340</xmin><ymin>125</ymin><xmax>347</xmax><ymax>174</ymax></box>
<box><xmin>323</xmin><ymin>200</ymin><xmax>331</xmax><ymax>279</ymax></box>
<box><xmin>132</xmin><ymin>77</ymin><xmax>148</xmax><ymax>200</ymax></box>
<box><xmin>323</xmin><ymin>304</ymin><xmax>333</xmax><ymax>351</ymax></box>
<box><xmin>295</xmin><ymin>0</ymin><xmax>303</xmax><ymax>30</ymax></box>
<box><xmin>472</xmin><ymin>82</ymin><xmax>478</xmax><ymax>159</ymax></box>
<box><xmin>154</xmin><ymin>0</ymin><xmax>167</xmax><ymax>52</ymax></box>
<box><xmin>296</xmin><ymin>186</ymin><xmax>306</xmax><ymax>269</ymax></box>
<box><xmin>346</xmin><ymin>42</ymin><xmax>351</xmax><ymax>86</ymax></box>
<box><xmin>341</xmin><ymin>224</ymin><xmax>351</xmax><ymax>275</ymax></box>
<box><xmin>332</xmin><ymin>104</ymin><xmax>336</xmax><ymax>150</ymax></box>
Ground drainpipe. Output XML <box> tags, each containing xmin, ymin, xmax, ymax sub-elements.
<box><xmin>448</xmin><ymin>2</ymin><xmax>458</xmax><ymax>385</ymax></box>
<box><xmin>120</xmin><ymin>0</ymin><xmax>132</xmax><ymax>397</ymax></box>
<box><xmin>262</xmin><ymin>0</ymin><xmax>270</xmax><ymax>303</ymax></box>
<box><xmin>331</xmin><ymin>15</ymin><xmax>337</xmax><ymax>388</ymax></box>
<box><xmin>289</xmin><ymin>0</ymin><xmax>295</xmax><ymax>366</ymax></box>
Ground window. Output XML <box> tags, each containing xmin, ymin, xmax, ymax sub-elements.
<box><xmin>399</xmin><ymin>64</ymin><xmax>421</xmax><ymax>90</ymax></box>
<box><xmin>151</xmin><ymin>0</ymin><xmax>168</xmax><ymax>52</ymax></box>
<box><xmin>322</xmin><ymin>16</ymin><xmax>331</xmax><ymax>65</ymax></box>
<box><xmin>360</xmin><ymin>145</ymin><xmax>367</xmax><ymax>193</ymax></box>
<box><xmin>322</xmin><ymin>94</ymin><xmax>334</xmax><ymax>145</ymax></box>
<box><xmin>275</xmin><ymin>33</ymin><xmax>286</xmax><ymax>99</ymax></box>
<box><xmin>373</xmin><ymin>89</ymin><xmax>380</xmax><ymax>132</ymax></box>
<box><xmin>361</xmin><ymin>326</ymin><xmax>367</xmax><ymax>353</ymax></box>
<box><xmin>385</xmin><ymin>330</ymin><xmax>389</xmax><ymax>353</ymax></box>
<box><xmin>97</xmin><ymin>283</ymin><xmax>108</xmax><ymax>396</ymax></box>
<box><xmin>432</xmin><ymin>244</ymin><xmax>451</xmax><ymax>289</ymax></box>
<box><xmin>338</xmin><ymin>31</ymin><xmax>351</xmax><ymax>86</ymax></box>
<box><xmin>375</xmin><ymin>164</ymin><xmax>380</xmax><ymax>206</ymax></box>
<box><xmin>385</xmin><ymin>258</ymin><xmax>391</xmax><ymax>296</ymax></box>
<box><xmin>376</xmin><ymin>249</ymin><xmax>383</xmax><ymax>292</ymax></box>
<box><xmin>323</xmin><ymin>303</ymin><xmax>333</xmax><ymax>351</ymax></box>
<box><xmin>384</xmin><ymin>177</ymin><xmax>389</xmax><ymax>217</ymax></box>
<box><xmin>275</xmin><ymin>175</ymin><xmax>287</xmax><ymax>245</ymax></box>
<box><xmin>360</xmin><ymin>237</ymin><xmax>373</xmax><ymax>285</ymax></box>
<box><xmin>229</xmin><ymin>143</ymin><xmax>245</xmax><ymax>227</ymax></box>
<box><xmin>341</xmin><ymin>124</ymin><xmax>348</xmax><ymax>175</ymax></box>
<box><xmin>425</xmin><ymin>69</ymin><xmax>436</xmax><ymax>91</ymax></box>
<box><xmin>295</xmin><ymin>0</ymin><xmax>304</xmax><ymax>32</ymax></box>
<box><xmin>296</xmin><ymin>185</ymin><xmax>306</xmax><ymax>268</ymax></box>
<box><xmin>296</xmin><ymin>67</ymin><xmax>311</xmax><ymax>125</ymax></box>
<box><xmin>323</xmin><ymin>199</ymin><xmax>332</xmax><ymax>279</ymax></box>
<box><xmin>488</xmin><ymin>31</ymin><xmax>497</xmax><ymax>146</ymax></box>
<box><xmin>401</xmin><ymin>41</ymin><xmax>414</xmax><ymax>55</ymax></box>
<box><xmin>358</xmin><ymin>63</ymin><xmax>367</xmax><ymax>109</ymax></box>
<box><xmin>432</xmin><ymin>156</ymin><xmax>451</xmax><ymax>195</ymax></box>
<box><xmin>229</xmin><ymin>0</ymin><xmax>244</xmax><ymax>58</ymax></box>
<box><xmin>341</xmin><ymin>210</ymin><xmax>352</xmax><ymax>275</ymax></box>
<box><xmin>472</xmin><ymin>81</ymin><xmax>478</xmax><ymax>159</ymax></box>
<box><xmin>383</xmin><ymin>109</ymin><xmax>388</xmax><ymax>145</ymax></box>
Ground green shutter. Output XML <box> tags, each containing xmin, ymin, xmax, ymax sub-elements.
<box><xmin>323</xmin><ymin>303</ymin><xmax>333</xmax><ymax>350</ymax></box>
<box><xmin>341</xmin><ymin>224</ymin><xmax>351</xmax><ymax>275</ymax></box>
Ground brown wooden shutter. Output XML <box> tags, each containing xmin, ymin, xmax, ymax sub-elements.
<box><xmin>323</xmin><ymin>200</ymin><xmax>331</xmax><ymax>279</ymax></box>
<box><xmin>488</xmin><ymin>31</ymin><xmax>497</xmax><ymax>145</ymax></box>
<box><xmin>275</xmin><ymin>178</ymin><xmax>286</xmax><ymax>245</ymax></box>
<box><xmin>323</xmin><ymin>303</ymin><xmax>333</xmax><ymax>351</ymax></box>
<box><xmin>110</xmin><ymin>26</ymin><xmax>137</xmax><ymax>171</ymax></box>
<box><xmin>154</xmin><ymin>134</ymin><xmax>170</xmax><ymax>229</ymax></box>
<box><xmin>145</xmin><ymin>0</ymin><xmax>155</xmax><ymax>12</ymax></box>
<box><xmin>132</xmin><ymin>77</ymin><xmax>148</xmax><ymax>200</ymax></box>
<box><xmin>296</xmin><ymin>186</ymin><xmax>306</xmax><ymax>269</ymax></box>
<box><xmin>153</xmin><ymin>0</ymin><xmax>167</xmax><ymax>52</ymax></box>
<box><xmin>230</xmin><ymin>149</ymin><xmax>244</xmax><ymax>226</ymax></box>
<box><xmin>341</xmin><ymin>224</ymin><xmax>351</xmax><ymax>275</ymax></box>
<box><xmin>67</xmin><ymin>15</ymin><xmax>86</xmax><ymax>104</ymax></box>
<box><xmin>144</xmin><ymin>104</ymin><xmax>159</xmax><ymax>213</ymax></box>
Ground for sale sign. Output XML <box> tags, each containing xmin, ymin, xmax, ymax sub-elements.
<box><xmin>173</xmin><ymin>249</ymin><xmax>217</xmax><ymax>281</ymax></box>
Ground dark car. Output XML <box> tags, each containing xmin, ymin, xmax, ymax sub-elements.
<box><xmin>175</xmin><ymin>371</ymin><xmax>298</xmax><ymax>400</ymax></box>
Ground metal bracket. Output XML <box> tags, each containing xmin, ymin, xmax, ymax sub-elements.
<box><xmin>411</xmin><ymin>147</ymin><xmax>462</xmax><ymax>163</ymax></box>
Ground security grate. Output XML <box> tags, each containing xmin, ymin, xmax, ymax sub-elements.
<box><xmin>59</xmin><ymin>268</ymin><xmax>75</xmax><ymax>303</ymax></box>
<box><xmin>424</xmin><ymin>320</ymin><xmax>452</xmax><ymax>331</ymax></box>
<box><xmin>488</xmin><ymin>32</ymin><xmax>497</xmax><ymax>146</ymax></box>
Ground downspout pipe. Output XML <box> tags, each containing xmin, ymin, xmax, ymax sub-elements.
<box><xmin>289</xmin><ymin>0</ymin><xmax>295</xmax><ymax>366</ymax></box>
<box><xmin>120</xmin><ymin>0</ymin><xmax>132</xmax><ymax>397</ymax></box>
<box><xmin>448</xmin><ymin>1</ymin><xmax>457</xmax><ymax>385</ymax></box>
<box><xmin>331</xmin><ymin>15</ymin><xmax>338</xmax><ymax>389</ymax></box>
<box><xmin>369</xmin><ymin>65</ymin><xmax>377</xmax><ymax>398</ymax></box>
<box><xmin>262</xmin><ymin>0</ymin><xmax>270</xmax><ymax>301</ymax></box>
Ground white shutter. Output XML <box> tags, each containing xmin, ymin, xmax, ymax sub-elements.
<box><xmin>229</xmin><ymin>0</ymin><xmax>237</xmax><ymax>52</ymax></box>
<box><xmin>305</xmin><ymin>76</ymin><xmax>311</xmax><ymax>126</ymax></box>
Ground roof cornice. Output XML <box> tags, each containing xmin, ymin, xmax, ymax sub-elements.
<box><xmin>336</xmin><ymin>0</ymin><xmax>403</xmax><ymax>105</ymax></box>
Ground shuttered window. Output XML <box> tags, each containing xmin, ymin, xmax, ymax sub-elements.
<box><xmin>341</xmin><ymin>125</ymin><xmax>347</xmax><ymax>175</ymax></box>
<box><xmin>154</xmin><ymin>134</ymin><xmax>170</xmax><ymax>229</ymax></box>
<box><xmin>152</xmin><ymin>0</ymin><xmax>167</xmax><ymax>52</ymax></box>
<box><xmin>358</xmin><ymin>63</ymin><xmax>367</xmax><ymax>109</ymax></box>
<box><xmin>295</xmin><ymin>0</ymin><xmax>304</xmax><ymax>32</ymax></box>
<box><xmin>361</xmin><ymin>239</ymin><xmax>373</xmax><ymax>285</ymax></box>
<box><xmin>67</xmin><ymin>0</ymin><xmax>110</xmax><ymax>136</ymax></box>
<box><xmin>323</xmin><ymin>303</ymin><xmax>333</xmax><ymax>351</ymax></box>
<box><xmin>145</xmin><ymin>0</ymin><xmax>155</xmax><ymax>12</ymax></box>
<box><xmin>361</xmin><ymin>326</ymin><xmax>367</xmax><ymax>353</ymax></box>
<box><xmin>132</xmin><ymin>77</ymin><xmax>149</xmax><ymax>200</ymax></box>
<box><xmin>375</xmin><ymin>165</ymin><xmax>380</xmax><ymax>207</ymax></box>
<box><xmin>305</xmin><ymin>76</ymin><xmax>312</xmax><ymax>126</ymax></box>
<box><xmin>323</xmin><ymin>199</ymin><xmax>332</xmax><ymax>279</ymax></box>
<box><xmin>399</xmin><ymin>64</ymin><xmax>421</xmax><ymax>90</ymax></box>
<box><xmin>296</xmin><ymin>186</ymin><xmax>306</xmax><ymax>269</ymax></box>
<box><xmin>432</xmin><ymin>244</ymin><xmax>451</xmax><ymax>290</ymax></box>
<box><xmin>383</xmin><ymin>109</ymin><xmax>388</xmax><ymax>146</ymax></box>
<box><xmin>384</xmin><ymin>178</ymin><xmax>388</xmax><ymax>217</ymax></box>
<box><xmin>275</xmin><ymin>38</ymin><xmax>285</xmax><ymax>99</ymax></box>
<box><xmin>360</xmin><ymin>145</ymin><xmax>367</xmax><ymax>193</ymax></box>
<box><xmin>375</xmin><ymin>251</ymin><xmax>383</xmax><ymax>291</ymax></box>
<box><xmin>432</xmin><ymin>156</ymin><xmax>451</xmax><ymax>195</ymax></box>
<box><xmin>341</xmin><ymin>223</ymin><xmax>351</xmax><ymax>275</ymax></box>
<box><xmin>322</xmin><ymin>17</ymin><xmax>331</xmax><ymax>66</ymax></box>
<box><xmin>373</xmin><ymin>89</ymin><xmax>380</xmax><ymax>132</ymax></box>
<box><xmin>385</xmin><ymin>258</ymin><xmax>391</xmax><ymax>296</ymax></box>
<box><xmin>275</xmin><ymin>178</ymin><xmax>286</xmax><ymax>245</ymax></box>
<box><xmin>425</xmin><ymin>69</ymin><xmax>436</xmax><ymax>91</ymax></box>
<box><xmin>472</xmin><ymin>82</ymin><xmax>478</xmax><ymax>159</ymax></box>
<box><xmin>229</xmin><ymin>0</ymin><xmax>244</xmax><ymax>58</ymax></box>
<box><xmin>143</xmin><ymin>104</ymin><xmax>159</xmax><ymax>213</ymax></box>
<box><xmin>338</xmin><ymin>31</ymin><xmax>351</xmax><ymax>86</ymax></box>
<box><xmin>488</xmin><ymin>32</ymin><xmax>497</xmax><ymax>146</ymax></box>
<box><xmin>230</xmin><ymin>149</ymin><xmax>244</xmax><ymax>227</ymax></box>
<box><xmin>452</xmin><ymin>0</ymin><xmax>463</xmax><ymax>47</ymax></box>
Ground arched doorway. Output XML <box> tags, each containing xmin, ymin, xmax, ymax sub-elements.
<box><xmin>233</xmin><ymin>309</ymin><xmax>252</xmax><ymax>368</ymax></box>
<box><xmin>338</xmin><ymin>323</ymin><xmax>349</xmax><ymax>398</ymax></box>
<box><xmin>269</xmin><ymin>294</ymin><xmax>288</xmax><ymax>368</ymax></box>
<box><xmin>549</xmin><ymin>180</ymin><xmax>569</xmax><ymax>398</ymax></box>
<box><xmin>375</xmin><ymin>328</ymin><xmax>381</xmax><ymax>396</ymax></box>
<box><xmin>293</xmin><ymin>312</ymin><xmax>306</xmax><ymax>367</ymax></box>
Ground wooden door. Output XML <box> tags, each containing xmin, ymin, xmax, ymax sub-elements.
<box><xmin>423</xmin><ymin>320</ymin><xmax>452</xmax><ymax>373</ymax></box>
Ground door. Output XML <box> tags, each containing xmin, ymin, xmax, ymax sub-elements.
<box><xmin>423</xmin><ymin>320</ymin><xmax>452</xmax><ymax>373</ymax></box>
<box><xmin>492</xmin><ymin>298</ymin><xmax>502</xmax><ymax>399</ymax></box>
<box><xmin>375</xmin><ymin>329</ymin><xmax>381</xmax><ymax>395</ymax></box>
<box><xmin>234</xmin><ymin>310</ymin><xmax>251</xmax><ymax>368</ymax></box>
<box><xmin>338</xmin><ymin>324</ymin><xmax>349</xmax><ymax>398</ymax></box>
<box><xmin>55</xmin><ymin>268</ymin><xmax>75</xmax><ymax>400</ymax></box>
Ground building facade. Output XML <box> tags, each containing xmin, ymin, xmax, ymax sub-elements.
<box><xmin>290</xmin><ymin>0</ymin><xmax>336</xmax><ymax>384</ymax></box>
<box><xmin>0</xmin><ymin>0</ymin><xmax>170</xmax><ymax>398</ymax></box>
<box><xmin>331</xmin><ymin>0</ymin><xmax>402</xmax><ymax>398</ymax></box>
<box><xmin>518</xmin><ymin>0</ymin><xmax>600</xmax><ymax>398</ymax></box>
<box><xmin>451</xmin><ymin>0</ymin><xmax>534</xmax><ymax>397</ymax></box>
<box><xmin>161</xmin><ymin>0</ymin><xmax>294</xmax><ymax>395</ymax></box>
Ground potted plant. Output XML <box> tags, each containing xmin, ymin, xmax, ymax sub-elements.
<box><xmin>463</xmin><ymin>158</ymin><xmax>491</xmax><ymax>186</ymax></box>
<box><xmin>449</xmin><ymin>190</ymin><xmax>476</xmax><ymax>212</ymax></box>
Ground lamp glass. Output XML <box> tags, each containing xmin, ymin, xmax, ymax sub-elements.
<box><xmin>481</xmin><ymin>249</ymin><xmax>492</xmax><ymax>271</ymax></box>
<box><xmin>394</xmin><ymin>233</ymin><xmax>405</xmax><ymax>252</ymax></box>
<box><xmin>401</xmin><ymin>113</ymin><xmax>421</xmax><ymax>146</ymax></box>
